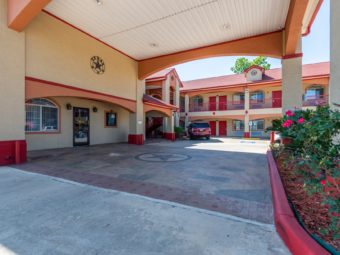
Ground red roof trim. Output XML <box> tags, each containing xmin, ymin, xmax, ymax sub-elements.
<box><xmin>143</xmin><ymin>94</ymin><xmax>178</xmax><ymax>110</ymax></box>
<box><xmin>243</xmin><ymin>65</ymin><xmax>265</xmax><ymax>74</ymax></box>
<box><xmin>302</xmin><ymin>0</ymin><xmax>324</xmax><ymax>36</ymax></box>
<box><xmin>282</xmin><ymin>53</ymin><xmax>303</xmax><ymax>59</ymax></box>
<box><xmin>42</xmin><ymin>10</ymin><xmax>137</xmax><ymax>61</ymax></box>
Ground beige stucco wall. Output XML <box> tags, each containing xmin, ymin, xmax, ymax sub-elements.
<box><xmin>26</xmin><ymin>97</ymin><xmax>130</xmax><ymax>151</ymax></box>
<box><xmin>25</xmin><ymin>12</ymin><xmax>138</xmax><ymax>101</ymax></box>
<box><xmin>0</xmin><ymin>0</ymin><xmax>26</xmax><ymax>141</ymax></box>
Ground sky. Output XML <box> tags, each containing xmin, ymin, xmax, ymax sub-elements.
<box><xmin>174</xmin><ymin>0</ymin><xmax>330</xmax><ymax>81</ymax></box>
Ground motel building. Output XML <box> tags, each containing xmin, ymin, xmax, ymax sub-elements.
<box><xmin>179</xmin><ymin>62</ymin><xmax>330</xmax><ymax>138</ymax></box>
<box><xmin>0</xmin><ymin>0</ymin><xmax>339</xmax><ymax>167</ymax></box>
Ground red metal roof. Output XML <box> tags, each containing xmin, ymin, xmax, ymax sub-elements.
<box><xmin>181</xmin><ymin>62</ymin><xmax>330</xmax><ymax>92</ymax></box>
<box><xmin>143</xmin><ymin>94</ymin><xmax>178</xmax><ymax>110</ymax></box>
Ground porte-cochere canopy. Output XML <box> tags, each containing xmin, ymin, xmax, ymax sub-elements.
<box><xmin>8</xmin><ymin>0</ymin><xmax>323</xmax><ymax>78</ymax></box>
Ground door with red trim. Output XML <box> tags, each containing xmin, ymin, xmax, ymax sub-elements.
<box><xmin>219</xmin><ymin>121</ymin><xmax>227</xmax><ymax>136</ymax></box>
<box><xmin>219</xmin><ymin>96</ymin><xmax>227</xmax><ymax>110</ymax></box>
<box><xmin>272</xmin><ymin>91</ymin><xmax>282</xmax><ymax>108</ymax></box>
<box><xmin>209</xmin><ymin>96</ymin><xmax>216</xmax><ymax>111</ymax></box>
<box><xmin>209</xmin><ymin>121</ymin><xmax>216</xmax><ymax>136</ymax></box>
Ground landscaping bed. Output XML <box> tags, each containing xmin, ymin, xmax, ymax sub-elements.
<box><xmin>268</xmin><ymin>106</ymin><xmax>340</xmax><ymax>254</ymax></box>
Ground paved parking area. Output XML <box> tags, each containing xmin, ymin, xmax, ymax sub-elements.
<box><xmin>0</xmin><ymin>167</ymin><xmax>289</xmax><ymax>255</ymax></box>
<box><xmin>16</xmin><ymin>138</ymin><xmax>273</xmax><ymax>223</ymax></box>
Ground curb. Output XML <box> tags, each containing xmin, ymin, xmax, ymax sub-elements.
<box><xmin>266</xmin><ymin>150</ymin><xmax>330</xmax><ymax>255</ymax></box>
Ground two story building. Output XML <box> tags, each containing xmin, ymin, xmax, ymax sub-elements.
<box><xmin>180</xmin><ymin>62</ymin><xmax>330</xmax><ymax>138</ymax></box>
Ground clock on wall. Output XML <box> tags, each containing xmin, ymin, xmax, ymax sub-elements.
<box><xmin>90</xmin><ymin>56</ymin><xmax>105</xmax><ymax>74</ymax></box>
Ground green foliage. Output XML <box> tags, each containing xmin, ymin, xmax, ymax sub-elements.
<box><xmin>230</xmin><ymin>56</ymin><xmax>271</xmax><ymax>74</ymax></box>
<box><xmin>174</xmin><ymin>126</ymin><xmax>185</xmax><ymax>135</ymax></box>
<box><xmin>271</xmin><ymin>106</ymin><xmax>340</xmax><ymax>241</ymax></box>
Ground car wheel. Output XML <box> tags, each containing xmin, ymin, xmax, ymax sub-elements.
<box><xmin>190</xmin><ymin>135</ymin><xmax>194</xmax><ymax>140</ymax></box>
<box><xmin>206</xmin><ymin>136</ymin><xmax>210</xmax><ymax>140</ymax></box>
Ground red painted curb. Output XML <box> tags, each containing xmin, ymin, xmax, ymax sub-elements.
<box><xmin>266</xmin><ymin>151</ymin><xmax>330</xmax><ymax>255</ymax></box>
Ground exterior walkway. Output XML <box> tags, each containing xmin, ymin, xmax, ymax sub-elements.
<box><xmin>17</xmin><ymin>138</ymin><xmax>273</xmax><ymax>223</ymax></box>
<box><xmin>0</xmin><ymin>167</ymin><xmax>289</xmax><ymax>255</ymax></box>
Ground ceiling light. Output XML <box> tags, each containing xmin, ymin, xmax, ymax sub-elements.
<box><xmin>221</xmin><ymin>24</ymin><xmax>231</xmax><ymax>30</ymax></box>
<box><xmin>96</xmin><ymin>0</ymin><xmax>103</xmax><ymax>5</ymax></box>
<box><xmin>149</xmin><ymin>43</ymin><xmax>159</xmax><ymax>48</ymax></box>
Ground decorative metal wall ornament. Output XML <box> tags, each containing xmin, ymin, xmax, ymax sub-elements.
<box><xmin>90</xmin><ymin>56</ymin><xmax>105</xmax><ymax>74</ymax></box>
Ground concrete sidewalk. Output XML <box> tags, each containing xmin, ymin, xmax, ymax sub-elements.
<box><xmin>0</xmin><ymin>167</ymin><xmax>289</xmax><ymax>255</ymax></box>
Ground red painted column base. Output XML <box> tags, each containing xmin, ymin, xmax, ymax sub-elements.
<box><xmin>128</xmin><ymin>134</ymin><xmax>144</xmax><ymax>145</ymax></box>
<box><xmin>243</xmin><ymin>132</ymin><xmax>250</xmax><ymax>138</ymax></box>
<box><xmin>267</xmin><ymin>151</ymin><xmax>329</xmax><ymax>255</ymax></box>
<box><xmin>270</xmin><ymin>131</ymin><xmax>275</xmax><ymax>144</ymax></box>
<box><xmin>0</xmin><ymin>140</ymin><xmax>27</xmax><ymax>166</ymax></box>
<box><xmin>164</xmin><ymin>132</ymin><xmax>176</xmax><ymax>142</ymax></box>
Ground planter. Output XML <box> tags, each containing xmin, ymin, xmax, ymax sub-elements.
<box><xmin>267</xmin><ymin>150</ymin><xmax>331</xmax><ymax>255</ymax></box>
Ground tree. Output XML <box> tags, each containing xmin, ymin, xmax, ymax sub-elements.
<box><xmin>230</xmin><ymin>56</ymin><xmax>271</xmax><ymax>74</ymax></box>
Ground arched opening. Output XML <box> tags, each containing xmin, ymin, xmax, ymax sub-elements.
<box><xmin>145</xmin><ymin>110</ymin><xmax>169</xmax><ymax>139</ymax></box>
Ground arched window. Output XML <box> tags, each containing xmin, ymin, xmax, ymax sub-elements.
<box><xmin>250</xmin><ymin>91</ymin><xmax>264</xmax><ymax>103</ymax></box>
<box><xmin>305</xmin><ymin>85</ymin><xmax>324</xmax><ymax>100</ymax></box>
<box><xmin>25</xmin><ymin>98</ymin><xmax>59</xmax><ymax>132</ymax></box>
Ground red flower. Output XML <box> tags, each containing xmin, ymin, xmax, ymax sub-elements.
<box><xmin>297</xmin><ymin>118</ymin><xmax>305</xmax><ymax>124</ymax></box>
<box><xmin>320</xmin><ymin>180</ymin><xmax>326</xmax><ymax>186</ymax></box>
<box><xmin>282</xmin><ymin>119</ymin><xmax>293</xmax><ymax>128</ymax></box>
<box><xmin>285</xmin><ymin>110</ymin><xmax>295</xmax><ymax>117</ymax></box>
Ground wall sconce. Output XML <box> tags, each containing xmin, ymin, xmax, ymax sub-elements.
<box><xmin>66</xmin><ymin>103</ymin><xmax>72</xmax><ymax>110</ymax></box>
<box><xmin>92</xmin><ymin>106</ymin><xmax>98</xmax><ymax>113</ymax></box>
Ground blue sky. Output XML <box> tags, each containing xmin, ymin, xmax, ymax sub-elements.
<box><xmin>174</xmin><ymin>0</ymin><xmax>330</xmax><ymax>81</ymax></box>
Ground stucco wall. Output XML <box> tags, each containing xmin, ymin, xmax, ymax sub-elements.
<box><xmin>26</xmin><ymin>97</ymin><xmax>130</xmax><ymax>151</ymax></box>
<box><xmin>25</xmin><ymin>12</ymin><xmax>138</xmax><ymax>101</ymax></box>
<box><xmin>0</xmin><ymin>0</ymin><xmax>26</xmax><ymax>141</ymax></box>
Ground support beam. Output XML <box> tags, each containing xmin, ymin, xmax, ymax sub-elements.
<box><xmin>138</xmin><ymin>31</ymin><xmax>283</xmax><ymax>79</ymax></box>
<box><xmin>7</xmin><ymin>0</ymin><xmax>51</xmax><ymax>31</ymax></box>
<box><xmin>330</xmin><ymin>0</ymin><xmax>340</xmax><ymax>112</ymax></box>
<box><xmin>244</xmin><ymin>89</ymin><xmax>250</xmax><ymax>138</ymax></box>
<box><xmin>284</xmin><ymin>0</ymin><xmax>309</xmax><ymax>55</ymax></box>
<box><xmin>282</xmin><ymin>55</ymin><xmax>303</xmax><ymax>112</ymax></box>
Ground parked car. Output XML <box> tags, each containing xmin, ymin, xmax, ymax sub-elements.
<box><xmin>187</xmin><ymin>122</ymin><xmax>211</xmax><ymax>140</ymax></box>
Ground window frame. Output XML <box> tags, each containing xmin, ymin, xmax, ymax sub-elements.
<box><xmin>232</xmin><ymin>120</ymin><xmax>245</xmax><ymax>131</ymax></box>
<box><xmin>250</xmin><ymin>90</ymin><xmax>264</xmax><ymax>103</ymax></box>
<box><xmin>232</xmin><ymin>93</ymin><xmax>245</xmax><ymax>105</ymax></box>
<box><xmin>25</xmin><ymin>98</ymin><xmax>60</xmax><ymax>134</ymax></box>
<box><xmin>105</xmin><ymin>111</ymin><xmax>118</xmax><ymax>128</ymax></box>
<box><xmin>305</xmin><ymin>85</ymin><xmax>324</xmax><ymax>100</ymax></box>
<box><xmin>250</xmin><ymin>119</ymin><xmax>265</xmax><ymax>131</ymax></box>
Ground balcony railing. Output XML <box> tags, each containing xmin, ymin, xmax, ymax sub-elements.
<box><xmin>250</xmin><ymin>98</ymin><xmax>282</xmax><ymax>109</ymax></box>
<box><xmin>303</xmin><ymin>95</ymin><xmax>328</xmax><ymax>107</ymax></box>
<box><xmin>188</xmin><ymin>102</ymin><xmax>244</xmax><ymax>112</ymax></box>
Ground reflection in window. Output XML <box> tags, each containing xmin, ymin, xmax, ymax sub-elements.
<box><xmin>250</xmin><ymin>91</ymin><xmax>264</xmax><ymax>103</ymax></box>
<box><xmin>232</xmin><ymin>93</ymin><xmax>244</xmax><ymax>104</ymax></box>
<box><xmin>25</xmin><ymin>98</ymin><xmax>58</xmax><ymax>132</ymax></box>
<box><xmin>305</xmin><ymin>86</ymin><xmax>324</xmax><ymax>100</ymax></box>
<box><xmin>191</xmin><ymin>96</ymin><xmax>203</xmax><ymax>106</ymax></box>
<box><xmin>105</xmin><ymin>112</ymin><xmax>117</xmax><ymax>127</ymax></box>
<box><xmin>250</xmin><ymin>119</ymin><xmax>264</xmax><ymax>131</ymax></box>
<box><xmin>233</xmin><ymin>120</ymin><xmax>244</xmax><ymax>131</ymax></box>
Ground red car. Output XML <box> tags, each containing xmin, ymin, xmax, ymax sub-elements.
<box><xmin>187</xmin><ymin>122</ymin><xmax>211</xmax><ymax>140</ymax></box>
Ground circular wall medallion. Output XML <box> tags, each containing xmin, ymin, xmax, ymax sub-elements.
<box><xmin>135</xmin><ymin>152</ymin><xmax>191</xmax><ymax>162</ymax></box>
<box><xmin>90</xmin><ymin>56</ymin><xmax>105</xmax><ymax>74</ymax></box>
<box><xmin>251</xmin><ymin>70</ymin><xmax>258</xmax><ymax>76</ymax></box>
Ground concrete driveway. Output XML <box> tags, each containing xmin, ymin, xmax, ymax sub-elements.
<box><xmin>0</xmin><ymin>166</ymin><xmax>289</xmax><ymax>255</ymax></box>
<box><xmin>17</xmin><ymin>138</ymin><xmax>273</xmax><ymax>223</ymax></box>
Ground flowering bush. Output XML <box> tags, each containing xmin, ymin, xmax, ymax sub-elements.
<box><xmin>268</xmin><ymin>106</ymin><xmax>340</xmax><ymax>246</ymax></box>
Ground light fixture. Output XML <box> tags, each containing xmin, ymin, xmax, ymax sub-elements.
<box><xmin>149</xmin><ymin>43</ymin><xmax>159</xmax><ymax>48</ymax></box>
<box><xmin>95</xmin><ymin>0</ymin><xmax>103</xmax><ymax>5</ymax></box>
<box><xmin>66</xmin><ymin>103</ymin><xmax>72</xmax><ymax>110</ymax></box>
<box><xmin>221</xmin><ymin>23</ymin><xmax>231</xmax><ymax>30</ymax></box>
<box><xmin>92</xmin><ymin>106</ymin><xmax>98</xmax><ymax>113</ymax></box>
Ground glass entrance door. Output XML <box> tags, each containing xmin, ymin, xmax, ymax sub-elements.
<box><xmin>73</xmin><ymin>107</ymin><xmax>90</xmax><ymax>146</ymax></box>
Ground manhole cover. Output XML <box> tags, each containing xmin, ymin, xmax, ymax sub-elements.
<box><xmin>135</xmin><ymin>153</ymin><xmax>191</xmax><ymax>162</ymax></box>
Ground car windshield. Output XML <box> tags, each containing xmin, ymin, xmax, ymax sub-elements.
<box><xmin>192</xmin><ymin>123</ymin><xmax>209</xmax><ymax>128</ymax></box>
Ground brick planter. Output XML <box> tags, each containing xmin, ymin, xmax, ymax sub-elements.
<box><xmin>266</xmin><ymin>150</ymin><xmax>330</xmax><ymax>255</ymax></box>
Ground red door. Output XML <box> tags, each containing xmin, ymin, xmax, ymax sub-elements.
<box><xmin>272</xmin><ymin>91</ymin><xmax>282</xmax><ymax>108</ymax></box>
<box><xmin>209</xmin><ymin>96</ymin><xmax>216</xmax><ymax>111</ymax></box>
<box><xmin>209</xmin><ymin>121</ymin><xmax>216</xmax><ymax>136</ymax></box>
<box><xmin>219</xmin><ymin>121</ymin><xmax>227</xmax><ymax>136</ymax></box>
<box><xmin>219</xmin><ymin>96</ymin><xmax>227</xmax><ymax>110</ymax></box>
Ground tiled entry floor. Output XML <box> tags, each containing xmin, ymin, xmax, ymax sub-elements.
<box><xmin>16</xmin><ymin>138</ymin><xmax>273</xmax><ymax>223</ymax></box>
